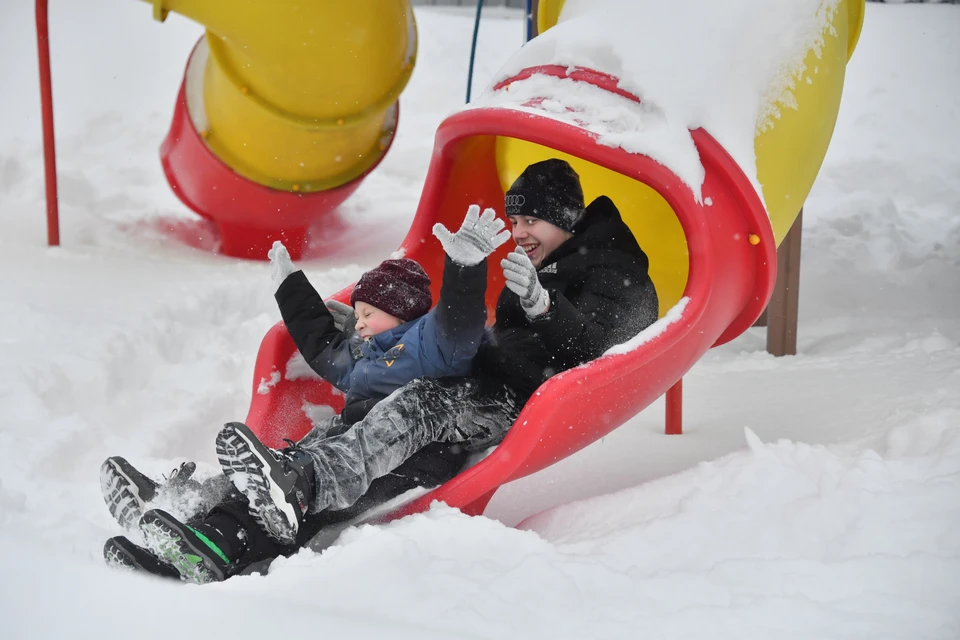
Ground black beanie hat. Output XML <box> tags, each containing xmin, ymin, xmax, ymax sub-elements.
<box><xmin>504</xmin><ymin>159</ymin><xmax>586</xmax><ymax>233</ymax></box>
<box><xmin>350</xmin><ymin>258</ymin><xmax>432</xmax><ymax>322</ymax></box>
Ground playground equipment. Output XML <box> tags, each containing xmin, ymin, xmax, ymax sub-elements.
<box><xmin>32</xmin><ymin>0</ymin><xmax>862</xmax><ymax>521</ymax></box>
<box><xmin>36</xmin><ymin>0</ymin><xmax>418</xmax><ymax>260</ymax></box>
<box><xmin>151</xmin><ymin>0</ymin><xmax>417</xmax><ymax>259</ymax></box>
<box><xmin>157</xmin><ymin>0</ymin><xmax>417</xmax><ymax>259</ymax></box>
<box><xmin>245</xmin><ymin>0</ymin><xmax>866</xmax><ymax>520</ymax></box>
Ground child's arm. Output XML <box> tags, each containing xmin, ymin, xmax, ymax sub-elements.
<box><xmin>271</xmin><ymin>250</ymin><xmax>357</xmax><ymax>391</ymax></box>
<box><xmin>423</xmin><ymin>206</ymin><xmax>512</xmax><ymax>370</ymax></box>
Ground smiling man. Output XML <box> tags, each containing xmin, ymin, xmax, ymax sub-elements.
<box><xmin>505</xmin><ymin>159</ymin><xmax>581</xmax><ymax>268</ymax></box>
<box><xmin>484</xmin><ymin>158</ymin><xmax>661</xmax><ymax>393</ymax></box>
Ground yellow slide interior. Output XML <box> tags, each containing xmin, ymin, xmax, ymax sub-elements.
<box><xmin>496</xmin><ymin>139</ymin><xmax>688</xmax><ymax>318</ymax></box>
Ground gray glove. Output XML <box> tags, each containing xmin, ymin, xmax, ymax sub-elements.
<box><xmin>501</xmin><ymin>246</ymin><xmax>550</xmax><ymax>317</ymax></box>
<box><xmin>432</xmin><ymin>204</ymin><xmax>512</xmax><ymax>267</ymax></box>
<box><xmin>268</xmin><ymin>241</ymin><xmax>298</xmax><ymax>292</ymax></box>
<box><xmin>325</xmin><ymin>299</ymin><xmax>357</xmax><ymax>333</ymax></box>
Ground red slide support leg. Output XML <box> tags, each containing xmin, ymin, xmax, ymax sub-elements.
<box><xmin>665</xmin><ymin>378</ymin><xmax>683</xmax><ymax>435</ymax></box>
<box><xmin>36</xmin><ymin>0</ymin><xmax>60</xmax><ymax>247</ymax></box>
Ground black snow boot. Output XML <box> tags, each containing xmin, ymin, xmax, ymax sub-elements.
<box><xmin>138</xmin><ymin>509</ymin><xmax>238</xmax><ymax>585</ymax></box>
<box><xmin>103</xmin><ymin>535</ymin><xmax>180</xmax><ymax>580</ymax></box>
<box><xmin>100</xmin><ymin>456</ymin><xmax>197</xmax><ymax>532</ymax></box>
<box><xmin>215</xmin><ymin>422</ymin><xmax>316</xmax><ymax>545</ymax></box>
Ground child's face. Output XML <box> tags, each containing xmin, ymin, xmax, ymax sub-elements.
<box><xmin>508</xmin><ymin>215</ymin><xmax>574</xmax><ymax>268</ymax></box>
<box><xmin>354</xmin><ymin>301</ymin><xmax>404</xmax><ymax>340</ymax></box>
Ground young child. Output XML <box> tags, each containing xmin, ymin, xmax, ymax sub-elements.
<box><xmin>101</xmin><ymin>205</ymin><xmax>511</xmax><ymax>583</ymax></box>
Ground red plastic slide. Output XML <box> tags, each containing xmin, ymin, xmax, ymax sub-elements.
<box><xmin>243</xmin><ymin>66</ymin><xmax>777</xmax><ymax>520</ymax></box>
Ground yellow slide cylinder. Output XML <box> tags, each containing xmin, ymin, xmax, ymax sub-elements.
<box><xmin>147</xmin><ymin>0</ymin><xmax>416</xmax><ymax>192</ymax></box>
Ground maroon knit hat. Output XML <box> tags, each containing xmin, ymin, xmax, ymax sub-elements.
<box><xmin>350</xmin><ymin>258</ymin><xmax>432</xmax><ymax>322</ymax></box>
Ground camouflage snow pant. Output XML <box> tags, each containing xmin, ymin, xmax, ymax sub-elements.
<box><xmin>297</xmin><ymin>376</ymin><xmax>523</xmax><ymax>513</ymax></box>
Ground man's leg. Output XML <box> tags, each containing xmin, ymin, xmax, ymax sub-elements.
<box><xmin>299</xmin><ymin>376</ymin><xmax>523</xmax><ymax>513</ymax></box>
<box><xmin>215</xmin><ymin>377</ymin><xmax>522</xmax><ymax>543</ymax></box>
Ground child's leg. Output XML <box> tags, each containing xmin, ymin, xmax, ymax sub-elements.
<box><xmin>100</xmin><ymin>457</ymin><xmax>232</xmax><ymax>532</ymax></box>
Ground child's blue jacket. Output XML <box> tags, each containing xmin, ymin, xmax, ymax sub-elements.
<box><xmin>275</xmin><ymin>258</ymin><xmax>488</xmax><ymax>424</ymax></box>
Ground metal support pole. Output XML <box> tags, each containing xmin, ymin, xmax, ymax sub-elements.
<box><xmin>665</xmin><ymin>378</ymin><xmax>682</xmax><ymax>435</ymax></box>
<box><xmin>36</xmin><ymin>0</ymin><xmax>60</xmax><ymax>246</ymax></box>
<box><xmin>525</xmin><ymin>0</ymin><xmax>535</xmax><ymax>41</ymax></box>
<box><xmin>766</xmin><ymin>210</ymin><xmax>803</xmax><ymax>356</ymax></box>
<box><xmin>465</xmin><ymin>0</ymin><xmax>485</xmax><ymax>103</ymax></box>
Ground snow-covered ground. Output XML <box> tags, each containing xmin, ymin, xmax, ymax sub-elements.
<box><xmin>1</xmin><ymin>2</ymin><xmax>959</xmax><ymax>638</ymax></box>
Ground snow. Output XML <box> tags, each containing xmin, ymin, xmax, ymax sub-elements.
<box><xmin>488</xmin><ymin>0</ymin><xmax>844</xmax><ymax>201</ymax></box>
<box><xmin>470</xmin><ymin>75</ymin><xmax>708</xmax><ymax>199</ymax></box>
<box><xmin>1</xmin><ymin>1</ymin><xmax>959</xmax><ymax>638</ymax></box>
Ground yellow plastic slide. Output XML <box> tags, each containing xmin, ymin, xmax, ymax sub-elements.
<box><xmin>144</xmin><ymin>0</ymin><xmax>417</xmax><ymax>193</ymax></box>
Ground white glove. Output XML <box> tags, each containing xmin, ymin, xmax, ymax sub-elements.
<box><xmin>432</xmin><ymin>204</ymin><xmax>512</xmax><ymax>267</ymax></box>
<box><xmin>325</xmin><ymin>299</ymin><xmax>357</xmax><ymax>333</ymax></box>
<box><xmin>268</xmin><ymin>241</ymin><xmax>298</xmax><ymax>291</ymax></box>
<box><xmin>501</xmin><ymin>247</ymin><xmax>550</xmax><ymax>317</ymax></box>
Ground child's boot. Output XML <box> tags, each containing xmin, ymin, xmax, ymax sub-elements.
<box><xmin>100</xmin><ymin>456</ymin><xmax>197</xmax><ymax>532</ymax></box>
<box><xmin>138</xmin><ymin>509</ymin><xmax>240</xmax><ymax>585</ymax></box>
<box><xmin>215</xmin><ymin>422</ymin><xmax>316</xmax><ymax>545</ymax></box>
<box><xmin>103</xmin><ymin>535</ymin><xmax>181</xmax><ymax>580</ymax></box>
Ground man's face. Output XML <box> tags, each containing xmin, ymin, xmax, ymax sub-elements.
<box><xmin>353</xmin><ymin>301</ymin><xmax>403</xmax><ymax>340</ymax></box>
<box><xmin>508</xmin><ymin>215</ymin><xmax>574</xmax><ymax>268</ymax></box>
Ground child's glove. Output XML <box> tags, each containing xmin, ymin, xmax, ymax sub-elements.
<box><xmin>268</xmin><ymin>241</ymin><xmax>298</xmax><ymax>291</ymax></box>
<box><xmin>432</xmin><ymin>204</ymin><xmax>512</xmax><ymax>267</ymax></box>
<box><xmin>325</xmin><ymin>300</ymin><xmax>357</xmax><ymax>333</ymax></box>
<box><xmin>502</xmin><ymin>247</ymin><xmax>550</xmax><ymax>317</ymax></box>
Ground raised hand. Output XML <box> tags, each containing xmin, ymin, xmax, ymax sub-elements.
<box><xmin>268</xmin><ymin>241</ymin><xmax>298</xmax><ymax>291</ymax></box>
<box><xmin>501</xmin><ymin>247</ymin><xmax>550</xmax><ymax>317</ymax></box>
<box><xmin>325</xmin><ymin>299</ymin><xmax>357</xmax><ymax>333</ymax></box>
<box><xmin>432</xmin><ymin>204</ymin><xmax>512</xmax><ymax>267</ymax></box>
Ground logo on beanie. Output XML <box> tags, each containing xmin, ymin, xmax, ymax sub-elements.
<box><xmin>505</xmin><ymin>194</ymin><xmax>525</xmax><ymax>215</ymax></box>
<box><xmin>505</xmin><ymin>159</ymin><xmax>586</xmax><ymax>233</ymax></box>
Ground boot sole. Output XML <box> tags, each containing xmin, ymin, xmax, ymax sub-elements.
<box><xmin>103</xmin><ymin>536</ymin><xmax>180</xmax><ymax>580</ymax></box>
<box><xmin>100</xmin><ymin>458</ymin><xmax>154</xmax><ymax>533</ymax></box>
<box><xmin>139</xmin><ymin>511</ymin><xmax>225</xmax><ymax>585</ymax></box>
<box><xmin>215</xmin><ymin>425</ymin><xmax>299</xmax><ymax>545</ymax></box>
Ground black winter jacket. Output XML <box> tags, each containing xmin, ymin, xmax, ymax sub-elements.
<box><xmin>474</xmin><ymin>196</ymin><xmax>659</xmax><ymax>399</ymax></box>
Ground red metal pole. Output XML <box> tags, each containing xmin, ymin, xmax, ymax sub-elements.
<box><xmin>665</xmin><ymin>378</ymin><xmax>682</xmax><ymax>435</ymax></box>
<box><xmin>36</xmin><ymin>0</ymin><xmax>60</xmax><ymax>246</ymax></box>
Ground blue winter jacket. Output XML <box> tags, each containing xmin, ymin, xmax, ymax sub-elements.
<box><xmin>275</xmin><ymin>257</ymin><xmax>488</xmax><ymax>424</ymax></box>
